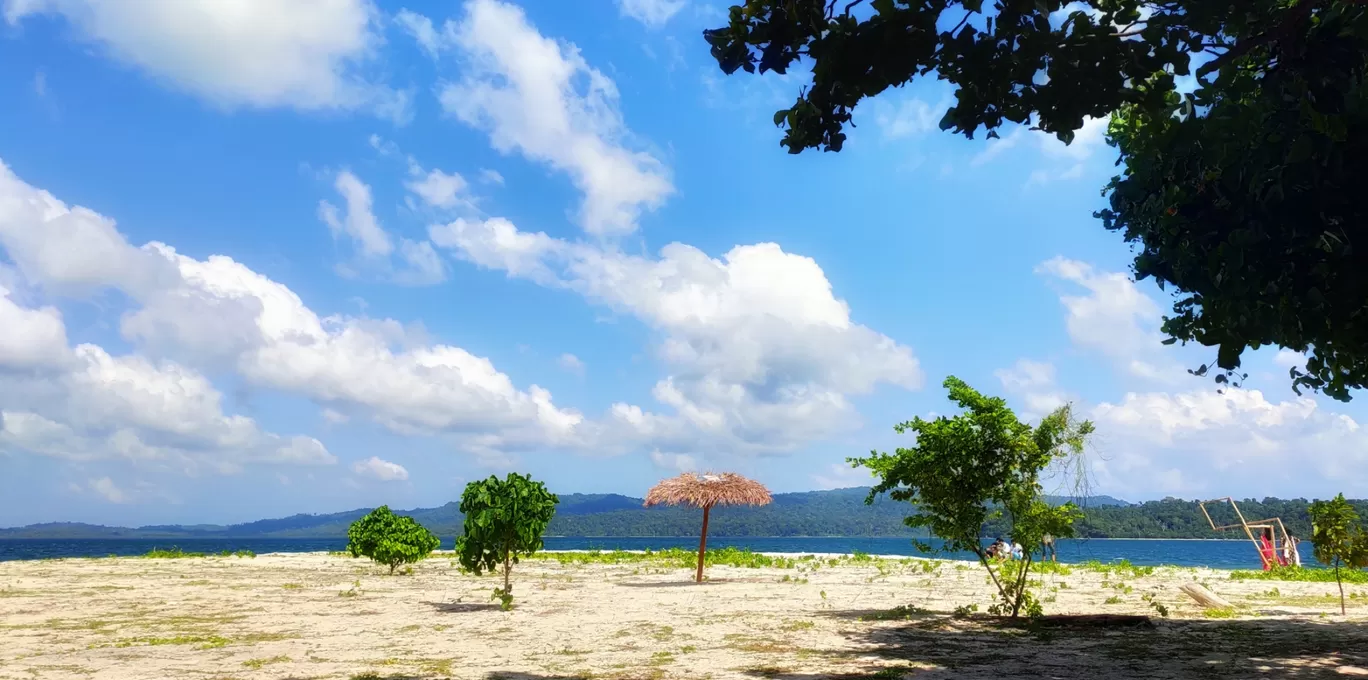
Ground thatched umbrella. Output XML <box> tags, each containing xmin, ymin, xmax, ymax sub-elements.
<box><xmin>644</xmin><ymin>472</ymin><xmax>772</xmax><ymax>583</ymax></box>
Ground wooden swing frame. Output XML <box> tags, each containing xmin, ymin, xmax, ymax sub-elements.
<box><xmin>1198</xmin><ymin>497</ymin><xmax>1292</xmax><ymax>569</ymax></box>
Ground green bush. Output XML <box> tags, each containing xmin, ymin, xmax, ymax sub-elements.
<box><xmin>346</xmin><ymin>506</ymin><xmax>440</xmax><ymax>574</ymax></box>
<box><xmin>456</xmin><ymin>473</ymin><xmax>558</xmax><ymax>610</ymax></box>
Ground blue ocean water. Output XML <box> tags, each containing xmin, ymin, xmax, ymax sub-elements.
<box><xmin>0</xmin><ymin>536</ymin><xmax>1298</xmax><ymax>569</ymax></box>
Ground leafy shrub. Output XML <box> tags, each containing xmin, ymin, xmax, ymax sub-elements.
<box><xmin>456</xmin><ymin>473</ymin><xmax>559</xmax><ymax>610</ymax></box>
<box><xmin>1310</xmin><ymin>493</ymin><xmax>1368</xmax><ymax>615</ymax></box>
<box><xmin>852</xmin><ymin>377</ymin><xmax>1094</xmax><ymax>618</ymax></box>
<box><xmin>346</xmin><ymin>506</ymin><xmax>440</xmax><ymax>574</ymax></box>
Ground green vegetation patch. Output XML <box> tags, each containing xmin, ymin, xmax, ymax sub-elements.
<box><xmin>242</xmin><ymin>655</ymin><xmax>291</xmax><ymax>669</ymax></box>
<box><xmin>1230</xmin><ymin>566</ymin><xmax>1368</xmax><ymax>584</ymax></box>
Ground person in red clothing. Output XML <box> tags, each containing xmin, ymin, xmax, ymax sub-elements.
<box><xmin>1258</xmin><ymin>528</ymin><xmax>1280</xmax><ymax>570</ymax></box>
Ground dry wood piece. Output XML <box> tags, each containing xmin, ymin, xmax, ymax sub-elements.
<box><xmin>1179</xmin><ymin>582</ymin><xmax>1233</xmax><ymax>609</ymax></box>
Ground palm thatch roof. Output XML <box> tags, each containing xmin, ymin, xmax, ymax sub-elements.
<box><xmin>644</xmin><ymin>472</ymin><xmax>772</xmax><ymax>509</ymax></box>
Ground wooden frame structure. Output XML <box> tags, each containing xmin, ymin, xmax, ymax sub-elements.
<box><xmin>1198</xmin><ymin>497</ymin><xmax>1292</xmax><ymax>569</ymax></box>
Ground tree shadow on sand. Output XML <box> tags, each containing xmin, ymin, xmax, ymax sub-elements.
<box><xmin>616</xmin><ymin>580</ymin><xmax>729</xmax><ymax>588</ymax></box>
<box><xmin>745</xmin><ymin>608</ymin><xmax>1368</xmax><ymax>679</ymax></box>
<box><xmin>422</xmin><ymin>600</ymin><xmax>501</xmax><ymax>613</ymax></box>
<box><xmin>331</xmin><ymin>673</ymin><xmax>590</xmax><ymax>680</ymax></box>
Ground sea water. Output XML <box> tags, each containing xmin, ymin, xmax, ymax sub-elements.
<box><xmin>0</xmin><ymin>536</ymin><xmax>1295</xmax><ymax>569</ymax></box>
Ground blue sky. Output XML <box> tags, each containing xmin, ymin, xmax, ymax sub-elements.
<box><xmin>1</xmin><ymin>0</ymin><xmax>1364</xmax><ymax>527</ymax></box>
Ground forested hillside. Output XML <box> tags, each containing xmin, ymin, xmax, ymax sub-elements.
<box><xmin>3</xmin><ymin>489</ymin><xmax>1360</xmax><ymax>540</ymax></box>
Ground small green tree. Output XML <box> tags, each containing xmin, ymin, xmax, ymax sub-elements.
<box><xmin>1308</xmin><ymin>493</ymin><xmax>1368</xmax><ymax>615</ymax></box>
<box><xmin>851</xmin><ymin>376</ymin><xmax>1094</xmax><ymax>618</ymax></box>
<box><xmin>455</xmin><ymin>473</ymin><xmax>559</xmax><ymax>610</ymax></box>
<box><xmin>345</xmin><ymin>505</ymin><xmax>441</xmax><ymax>575</ymax></box>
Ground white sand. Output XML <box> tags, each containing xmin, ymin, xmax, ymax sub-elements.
<box><xmin>2</xmin><ymin>551</ymin><xmax>1366</xmax><ymax>679</ymax></box>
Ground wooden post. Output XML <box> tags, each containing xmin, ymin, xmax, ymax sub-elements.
<box><xmin>696</xmin><ymin>504</ymin><xmax>711</xmax><ymax>583</ymax></box>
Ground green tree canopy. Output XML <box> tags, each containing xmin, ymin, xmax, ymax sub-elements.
<box><xmin>852</xmin><ymin>376</ymin><xmax>1094</xmax><ymax>617</ymax></box>
<box><xmin>705</xmin><ymin>0</ymin><xmax>1368</xmax><ymax>400</ymax></box>
<box><xmin>1308</xmin><ymin>493</ymin><xmax>1368</xmax><ymax>614</ymax></box>
<box><xmin>345</xmin><ymin>505</ymin><xmax>441</xmax><ymax>574</ymax></box>
<box><xmin>455</xmin><ymin>472</ymin><xmax>559</xmax><ymax>609</ymax></box>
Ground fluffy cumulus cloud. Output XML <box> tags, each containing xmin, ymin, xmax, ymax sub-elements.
<box><xmin>0</xmin><ymin>159</ymin><xmax>592</xmax><ymax>461</ymax></box>
<box><xmin>430</xmin><ymin>216</ymin><xmax>923</xmax><ymax>455</ymax></box>
<box><xmin>405</xmin><ymin>3</ymin><xmax>919</xmax><ymax>457</ymax></box>
<box><xmin>425</xmin><ymin>0</ymin><xmax>673</xmax><ymax>236</ymax></box>
<box><xmin>1091</xmin><ymin>388</ymin><xmax>1368</xmax><ymax>499</ymax></box>
<box><xmin>998</xmin><ymin>256</ymin><xmax>1368</xmax><ymax>499</ymax></box>
<box><xmin>352</xmin><ymin>456</ymin><xmax>409</xmax><ymax>481</ymax></box>
<box><xmin>616</xmin><ymin>0</ymin><xmax>686</xmax><ymax>28</ymax></box>
<box><xmin>1036</xmin><ymin>256</ymin><xmax>1181</xmax><ymax>382</ymax></box>
<box><xmin>0</xmin><ymin>284</ymin><xmax>333</xmax><ymax>474</ymax></box>
<box><xmin>3</xmin><ymin>0</ymin><xmax>409</xmax><ymax>120</ymax></box>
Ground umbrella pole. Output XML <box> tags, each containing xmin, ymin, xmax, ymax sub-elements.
<box><xmin>696</xmin><ymin>504</ymin><xmax>711</xmax><ymax>583</ymax></box>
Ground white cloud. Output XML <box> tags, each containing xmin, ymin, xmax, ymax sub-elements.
<box><xmin>479</xmin><ymin>168</ymin><xmax>505</xmax><ymax>185</ymax></box>
<box><xmin>395</xmin><ymin>238</ymin><xmax>446</xmax><ymax>285</ymax></box>
<box><xmin>649</xmin><ymin>450</ymin><xmax>696</xmax><ymax>472</ymax></box>
<box><xmin>1273</xmin><ymin>349</ymin><xmax>1308</xmax><ymax>372</ymax></box>
<box><xmin>432</xmin><ymin>215</ymin><xmax>922</xmax><ymax>455</ymax></box>
<box><xmin>558</xmin><ymin>352</ymin><xmax>585</xmax><ymax>375</ymax></box>
<box><xmin>617</xmin><ymin>0</ymin><xmax>686</xmax><ymax>28</ymax></box>
<box><xmin>404</xmin><ymin>166</ymin><xmax>469</xmax><ymax>210</ymax></box>
<box><xmin>811</xmin><ymin>462</ymin><xmax>873</xmax><ymax>491</ymax></box>
<box><xmin>429</xmin><ymin>216</ymin><xmax>561</xmax><ymax>283</ymax></box>
<box><xmin>433</xmin><ymin>0</ymin><xmax>673</xmax><ymax>236</ymax></box>
<box><xmin>0</xmin><ymin>158</ymin><xmax>596</xmax><ymax>460</ymax></box>
<box><xmin>1036</xmin><ymin>256</ymin><xmax>1182</xmax><ymax>382</ymax></box>
<box><xmin>1012</xmin><ymin>256</ymin><xmax>1368</xmax><ymax>498</ymax></box>
<box><xmin>871</xmin><ymin>95</ymin><xmax>945</xmax><ymax>141</ymax></box>
<box><xmin>86</xmin><ymin>476</ymin><xmax>129</xmax><ymax>503</ymax></box>
<box><xmin>4</xmin><ymin>0</ymin><xmax>409</xmax><ymax>121</ymax></box>
<box><xmin>1091</xmin><ymin>388</ymin><xmax>1368</xmax><ymax>498</ymax></box>
<box><xmin>970</xmin><ymin>126</ymin><xmax>1028</xmax><ymax>167</ymax></box>
<box><xmin>969</xmin><ymin>115</ymin><xmax>1109</xmax><ymax>184</ymax></box>
<box><xmin>0</xmin><ymin>286</ymin><xmax>334</xmax><ymax>472</ymax></box>
<box><xmin>994</xmin><ymin>358</ymin><xmax>1069</xmax><ymax>418</ymax></box>
<box><xmin>321</xmin><ymin>408</ymin><xmax>350</xmax><ymax>425</ymax></box>
<box><xmin>995</xmin><ymin>358</ymin><xmax>1054</xmax><ymax>392</ymax></box>
<box><xmin>394</xmin><ymin>8</ymin><xmax>439</xmax><ymax>58</ymax></box>
<box><xmin>352</xmin><ymin>455</ymin><xmax>409</xmax><ymax>481</ymax></box>
<box><xmin>1038</xmin><ymin>115</ymin><xmax>1109</xmax><ymax>161</ymax></box>
<box><xmin>319</xmin><ymin>170</ymin><xmax>393</xmax><ymax>257</ymax></box>
<box><xmin>32</xmin><ymin>70</ymin><xmax>46</xmax><ymax>97</ymax></box>
<box><xmin>317</xmin><ymin>169</ymin><xmax>447</xmax><ymax>285</ymax></box>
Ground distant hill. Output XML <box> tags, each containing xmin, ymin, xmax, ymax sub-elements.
<box><xmin>2</xmin><ymin>487</ymin><xmax>1138</xmax><ymax>540</ymax></box>
<box><xmin>7</xmin><ymin>492</ymin><xmax>1358</xmax><ymax>540</ymax></box>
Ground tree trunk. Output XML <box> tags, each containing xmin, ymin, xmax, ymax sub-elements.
<box><xmin>695</xmin><ymin>504</ymin><xmax>712</xmax><ymax>583</ymax></box>
<box><xmin>504</xmin><ymin>547</ymin><xmax>513</xmax><ymax>594</ymax></box>
<box><xmin>1336</xmin><ymin>563</ymin><xmax>1345</xmax><ymax>615</ymax></box>
<box><xmin>1011</xmin><ymin>554</ymin><xmax>1033</xmax><ymax>617</ymax></box>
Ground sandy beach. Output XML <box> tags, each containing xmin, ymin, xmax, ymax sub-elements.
<box><xmin>2</xmin><ymin>550</ymin><xmax>1366</xmax><ymax>680</ymax></box>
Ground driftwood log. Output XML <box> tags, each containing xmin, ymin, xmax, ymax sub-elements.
<box><xmin>1179</xmin><ymin>582</ymin><xmax>1233</xmax><ymax>609</ymax></box>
